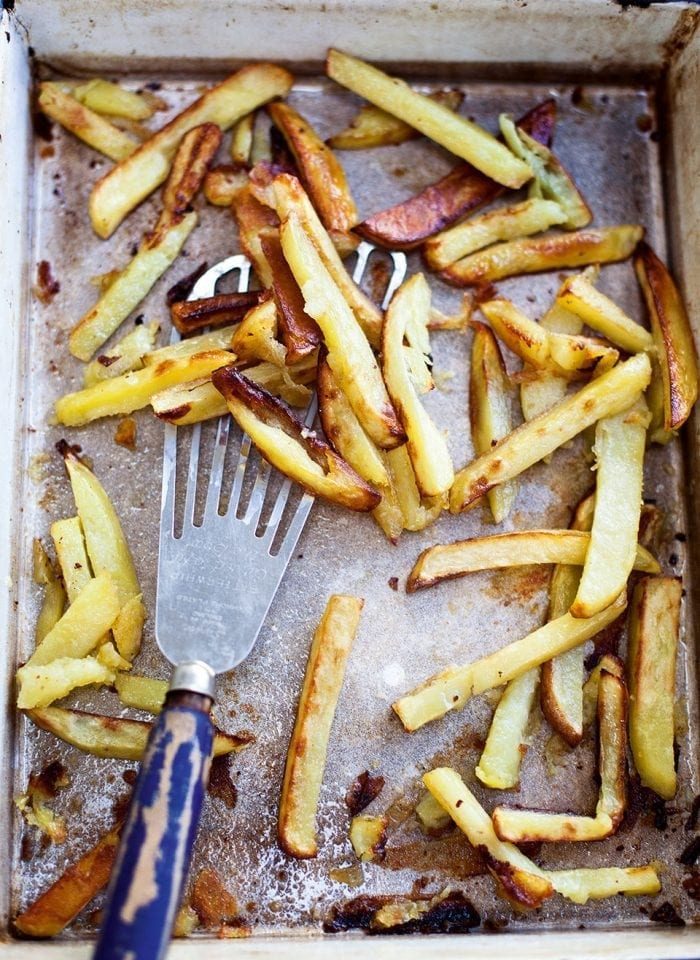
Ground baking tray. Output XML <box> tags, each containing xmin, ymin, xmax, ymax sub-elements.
<box><xmin>1</xmin><ymin>1</ymin><xmax>700</xmax><ymax>957</ymax></box>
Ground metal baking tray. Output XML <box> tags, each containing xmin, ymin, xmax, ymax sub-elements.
<box><xmin>1</xmin><ymin>1</ymin><xmax>699</xmax><ymax>957</ymax></box>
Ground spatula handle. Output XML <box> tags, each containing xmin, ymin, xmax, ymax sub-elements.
<box><xmin>93</xmin><ymin>689</ymin><xmax>214</xmax><ymax>960</ymax></box>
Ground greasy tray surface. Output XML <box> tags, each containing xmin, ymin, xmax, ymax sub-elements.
<box><xmin>10</xmin><ymin>72</ymin><xmax>699</xmax><ymax>936</ymax></box>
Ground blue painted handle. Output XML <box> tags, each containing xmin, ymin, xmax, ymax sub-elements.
<box><xmin>93</xmin><ymin>697</ymin><xmax>213</xmax><ymax>960</ymax></box>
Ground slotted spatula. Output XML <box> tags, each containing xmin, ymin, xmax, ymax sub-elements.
<box><xmin>93</xmin><ymin>242</ymin><xmax>406</xmax><ymax>960</ymax></box>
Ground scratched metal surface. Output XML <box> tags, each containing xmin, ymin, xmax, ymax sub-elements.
<box><xmin>9</xmin><ymin>72</ymin><xmax>699</xmax><ymax>939</ymax></box>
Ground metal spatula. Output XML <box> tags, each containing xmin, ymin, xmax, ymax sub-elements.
<box><xmin>93</xmin><ymin>243</ymin><xmax>406</xmax><ymax>960</ymax></box>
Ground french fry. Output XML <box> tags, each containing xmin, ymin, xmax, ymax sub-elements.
<box><xmin>170</xmin><ymin>291</ymin><xmax>264</xmax><ymax>335</ymax></box>
<box><xmin>23</xmin><ymin>572</ymin><xmax>120</xmax><ymax>669</ymax></box>
<box><xmin>469</xmin><ymin>322</ymin><xmax>517</xmax><ymax>524</ymax></box>
<box><xmin>317</xmin><ymin>356</ymin><xmax>403</xmax><ymax>541</ymax></box>
<box><xmin>111</xmin><ymin>595</ymin><xmax>147</xmax><ymax>662</ymax></box>
<box><xmin>646</xmin><ymin>359</ymin><xmax>676</xmax><ymax>445</ymax></box>
<box><xmin>278</xmin><ymin>595</ymin><xmax>363</xmax><ymax>858</ymax></box>
<box><xmin>151</xmin><ymin>354</ymin><xmax>316</xmax><ymax>425</ymax></box>
<box><xmin>203</xmin><ymin>164</ymin><xmax>249</xmax><ymax>206</ymax></box>
<box><xmin>32</xmin><ymin>539</ymin><xmax>66</xmax><ymax>645</ymax></box>
<box><xmin>424</xmin><ymin>198</ymin><xmax>566</xmax><ymax>271</ymax></box>
<box><xmin>440</xmin><ymin>225</ymin><xmax>644</xmax><ymax>287</ymax></box>
<box><xmin>519</xmin><ymin>272</ymin><xmax>594</xmax><ymax>425</ymax></box>
<box><xmin>357</xmin><ymin>99</ymin><xmax>556</xmax><ymax>249</ymax></box>
<box><xmin>24</xmin><ymin>706</ymin><xmax>249</xmax><ymax>760</ymax></box>
<box><xmin>423</xmin><ymin>769</ymin><xmax>656</xmax><ymax>907</ymax></box>
<box><xmin>212</xmin><ymin>368</ymin><xmax>381</xmax><ymax>511</ymax></box>
<box><xmin>72</xmin><ymin>78</ymin><xmax>156</xmax><ymax>120</ymax></box>
<box><xmin>96</xmin><ymin>641</ymin><xmax>132</xmax><ymax>673</ymax></box>
<box><xmin>382</xmin><ymin>274</ymin><xmax>453</xmax><ymax>496</ymax></box>
<box><xmin>17</xmin><ymin>657</ymin><xmax>116</xmax><ymax>710</ymax></box>
<box><xmin>385</xmin><ymin>445</ymin><xmax>445</xmax><ymax>532</ymax></box>
<box><xmin>251</xmin><ymin>168</ymin><xmax>384</xmax><ymax>347</ymax></box>
<box><xmin>499</xmin><ymin>115</ymin><xmax>591</xmax><ymax>229</ymax></box>
<box><xmin>114</xmin><ymin>673</ymin><xmax>168</xmax><ymax>713</ymax></box>
<box><xmin>429</xmin><ymin>296</ymin><xmax>472</xmax><ymax>332</ymax></box>
<box><xmin>327</xmin><ymin>89</ymin><xmax>464</xmax><ymax>149</ymax></box>
<box><xmin>259</xmin><ymin>230</ymin><xmax>322</xmax><ymax>362</ymax></box>
<box><xmin>267</xmin><ymin>101</ymin><xmax>359</xmax><ymax>246</ymax></box>
<box><xmin>540</xmin><ymin>493</ymin><xmax>592</xmax><ymax>746</ymax></box>
<box><xmin>596</xmin><ymin>670</ymin><xmax>628</xmax><ymax>829</ymax></box>
<box><xmin>143</xmin><ymin>325</ymin><xmax>238</xmax><ymax>365</ymax></box>
<box><xmin>571</xmin><ymin>400</ymin><xmax>650</xmax><ymax>618</ymax></box>
<box><xmin>89</xmin><ymin>63</ymin><xmax>294</xmax><ymax>238</ymax></box>
<box><xmin>50</xmin><ymin>517</ymin><xmax>91</xmax><ymax>602</ymax></box>
<box><xmin>547</xmin><ymin>866</ymin><xmax>660</xmax><ymax>904</ymax></box>
<box><xmin>280</xmin><ymin>212</ymin><xmax>404</xmax><ymax>449</ymax></box>
<box><xmin>69</xmin><ymin>211</ymin><xmax>197</xmax><ymax>361</ymax></box>
<box><xmin>493</xmin><ymin>668</ymin><xmax>627</xmax><ymax>842</ymax></box>
<box><xmin>326</xmin><ymin>50</ymin><xmax>532</xmax><ymax>190</ymax></box>
<box><xmin>230</xmin><ymin>298</ymin><xmax>287</xmax><ymax>367</ymax></box>
<box><xmin>415</xmin><ymin>791</ymin><xmax>453</xmax><ymax>836</ymax></box>
<box><xmin>83</xmin><ymin>320</ymin><xmax>159</xmax><ymax>387</ymax></box>
<box><xmin>160</xmin><ymin>122</ymin><xmax>222</xmax><ymax>221</ymax></box>
<box><xmin>582</xmin><ymin>653</ymin><xmax>625</xmax><ymax>730</ymax></box>
<box><xmin>557</xmin><ymin>272</ymin><xmax>654</xmax><ymax>354</ymax></box>
<box><xmin>231</xmin><ymin>182</ymin><xmax>280</xmax><ymax>287</ymax></box>
<box><xmin>449</xmin><ymin>352</ymin><xmax>651</xmax><ymax>514</ymax></box>
<box><xmin>349</xmin><ymin>815</ymin><xmax>387</xmax><ymax>862</ymax></box>
<box><xmin>317</xmin><ymin>355</ymin><xmax>389</xmax><ymax>490</ymax></box>
<box><xmin>422</xmin><ymin>768</ymin><xmax>553</xmax><ymax>909</ymax></box>
<box><xmin>38</xmin><ymin>83</ymin><xmax>139</xmax><ymax>161</ymax></box>
<box><xmin>475</xmin><ymin>668</ymin><xmax>539</xmax><ymax>790</ymax></box>
<box><xmin>627</xmin><ymin>576</ymin><xmax>682</xmax><ymax>799</ymax></box>
<box><xmin>13</xmin><ymin>822</ymin><xmax>123</xmax><ymax>937</ymax></box>
<box><xmin>407</xmin><ymin>529</ymin><xmax>658</xmax><ymax>593</ymax></box>
<box><xmin>55</xmin><ymin>349</ymin><xmax>236</xmax><ymax>425</ymax></box>
<box><xmin>393</xmin><ymin>591</ymin><xmax>626</xmax><ymax>731</ymax></box>
<box><xmin>492</xmin><ymin>809</ymin><xmax>614</xmax><ymax>844</ymax></box>
<box><xmin>62</xmin><ymin>454</ymin><xmax>144</xmax><ymax>659</ymax></box>
<box><xmin>480</xmin><ymin>298</ymin><xmax>619</xmax><ymax>379</ymax></box>
<box><xmin>634</xmin><ymin>241</ymin><xmax>699</xmax><ymax>431</ymax></box>
<box><xmin>231</xmin><ymin>111</ymin><xmax>255</xmax><ymax>166</ymax></box>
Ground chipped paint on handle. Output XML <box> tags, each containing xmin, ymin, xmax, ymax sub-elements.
<box><xmin>93</xmin><ymin>701</ymin><xmax>213</xmax><ymax>960</ymax></box>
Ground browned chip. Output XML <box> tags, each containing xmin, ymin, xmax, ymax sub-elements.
<box><xmin>14</xmin><ymin>822</ymin><xmax>123</xmax><ymax>937</ymax></box>
<box><xmin>260</xmin><ymin>230</ymin><xmax>322</xmax><ymax>362</ymax></box>
<box><xmin>170</xmin><ymin>291</ymin><xmax>266</xmax><ymax>334</ymax></box>
<box><xmin>212</xmin><ymin>367</ymin><xmax>381</xmax><ymax>512</ymax></box>
<box><xmin>162</xmin><ymin>122</ymin><xmax>222</xmax><ymax>218</ymax></box>
<box><xmin>356</xmin><ymin>99</ymin><xmax>556</xmax><ymax>249</ymax></box>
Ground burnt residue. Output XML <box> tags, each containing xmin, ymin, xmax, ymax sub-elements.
<box><xmin>208</xmin><ymin>756</ymin><xmax>238</xmax><ymax>810</ymax></box>
<box><xmin>97</xmin><ymin>354</ymin><xmax>119</xmax><ymax>368</ymax></box>
<box><xmin>679</xmin><ymin>835</ymin><xmax>700</xmax><ymax>866</ymax></box>
<box><xmin>111</xmin><ymin>789</ymin><xmax>134</xmax><ymax>824</ymax></box>
<box><xmin>29</xmin><ymin>759</ymin><xmax>68</xmax><ymax>799</ymax></box>
<box><xmin>682</xmin><ymin>873</ymin><xmax>700</xmax><ymax>901</ymax></box>
<box><xmin>33</xmin><ymin>260</ymin><xmax>60</xmax><ymax>304</ymax></box>
<box><xmin>649</xmin><ymin>901</ymin><xmax>685</xmax><ymax>927</ymax></box>
<box><xmin>165</xmin><ymin>261</ymin><xmax>209</xmax><ymax>306</ymax></box>
<box><xmin>685</xmin><ymin>795</ymin><xmax>700</xmax><ymax>831</ymax></box>
<box><xmin>323</xmin><ymin>891</ymin><xmax>480</xmax><ymax>935</ymax></box>
<box><xmin>624</xmin><ymin>773</ymin><xmax>663</xmax><ymax>832</ymax></box>
<box><xmin>346</xmin><ymin>771</ymin><xmax>385</xmax><ymax>816</ymax></box>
